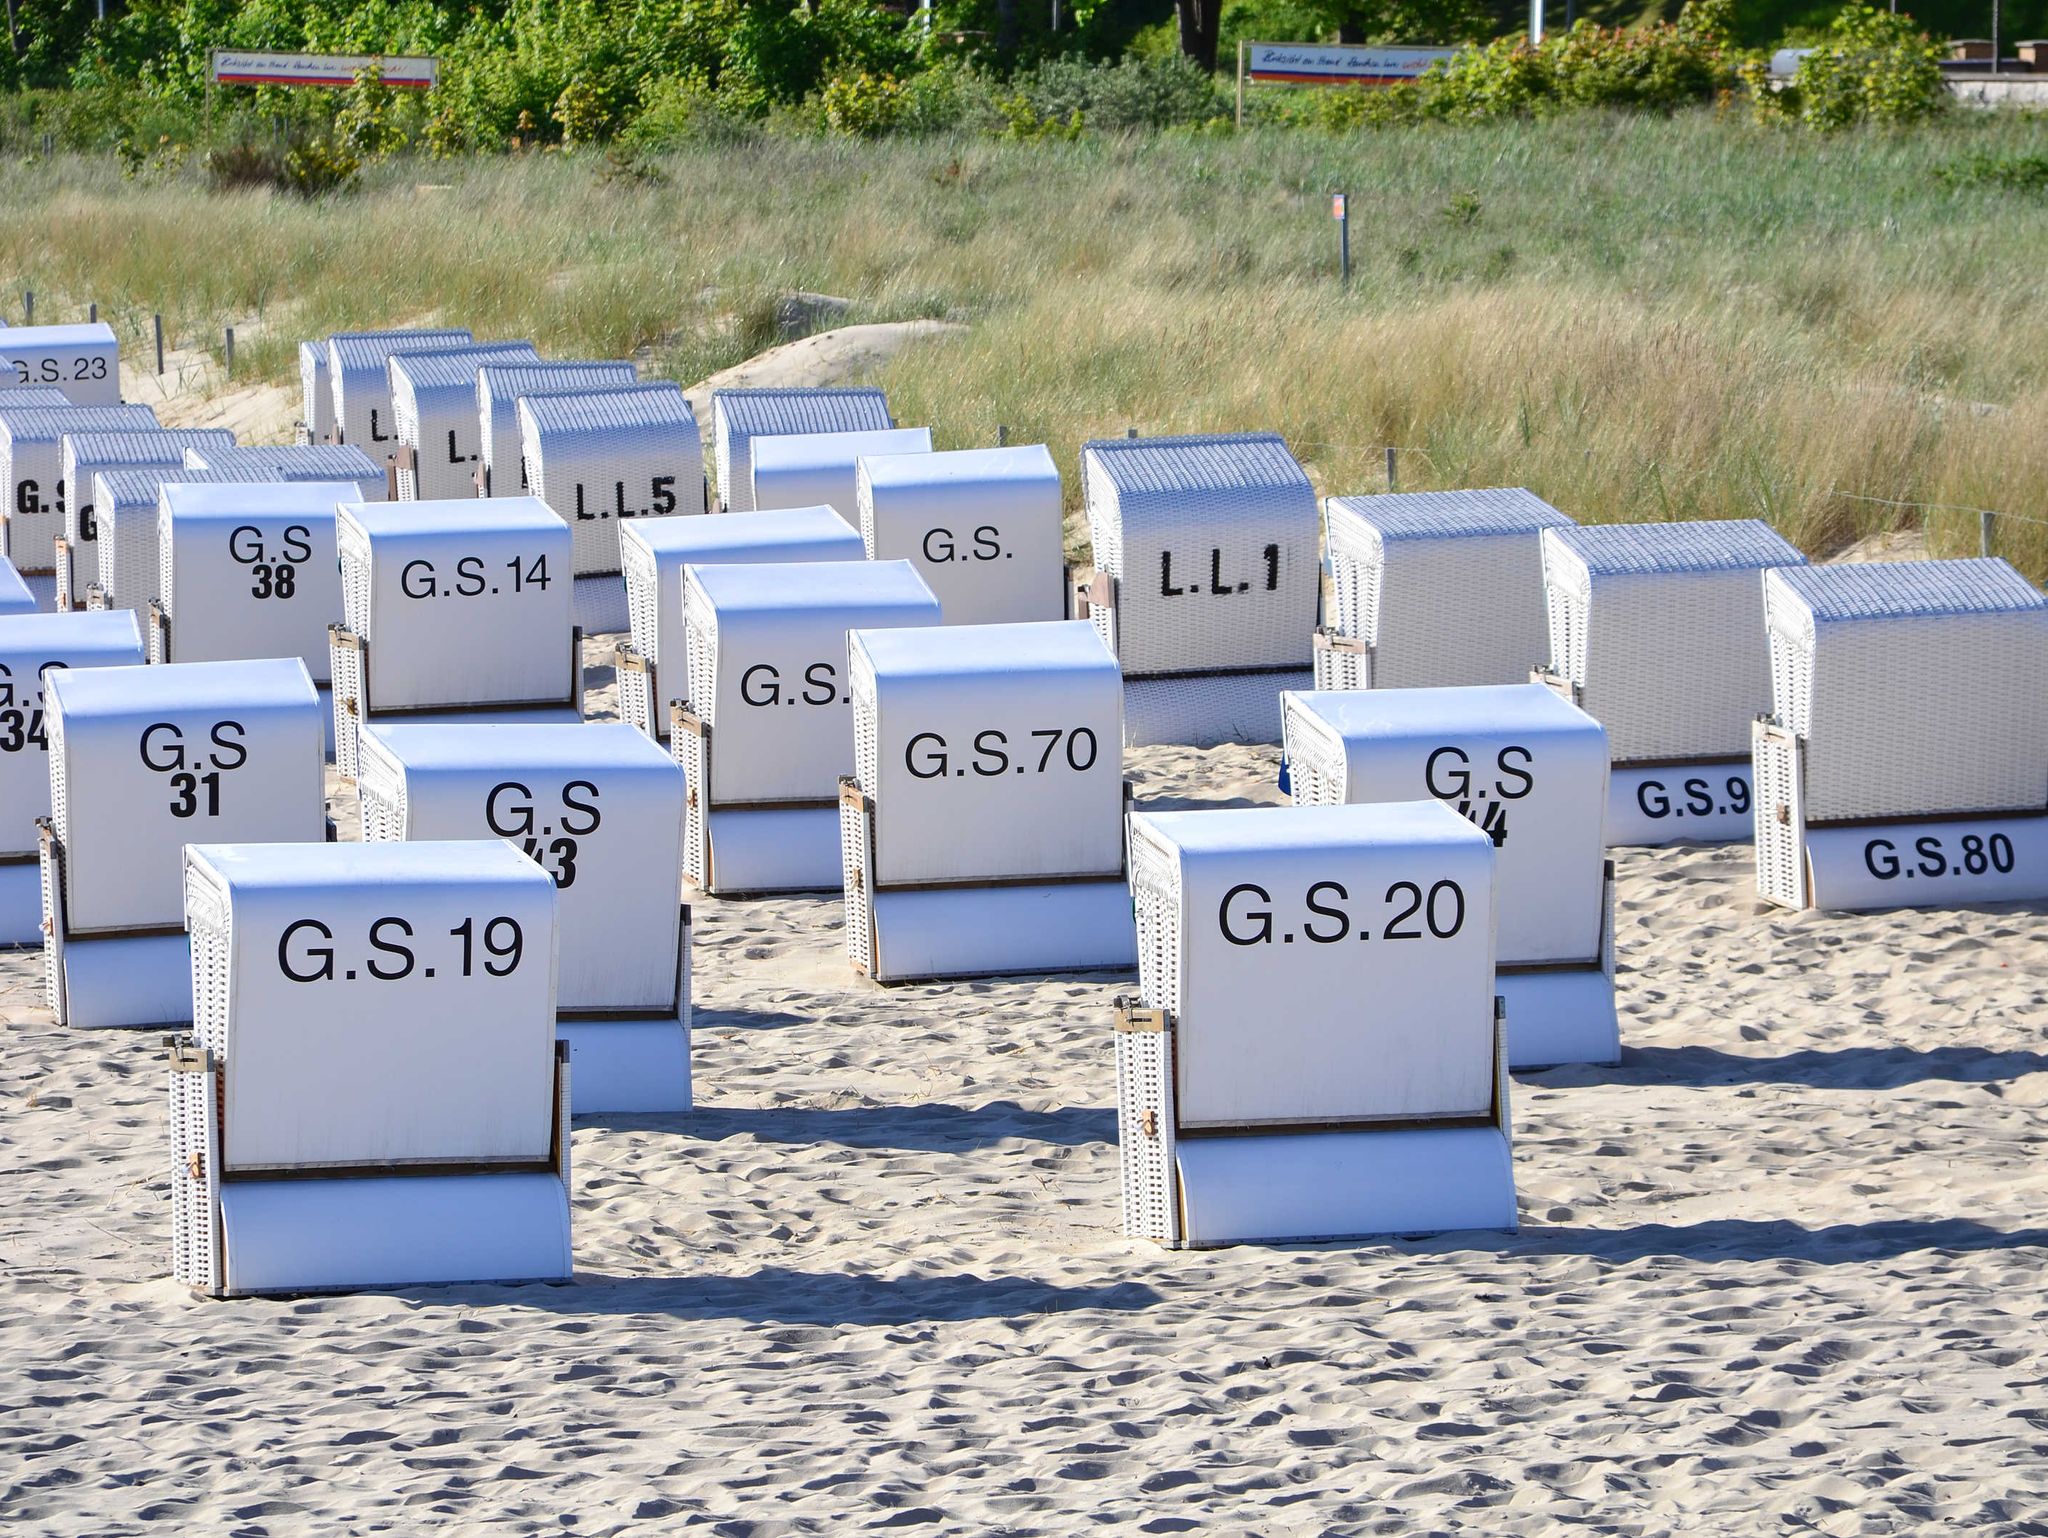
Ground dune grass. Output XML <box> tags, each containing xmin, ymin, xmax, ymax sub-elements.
<box><xmin>7</xmin><ymin>109</ymin><xmax>2048</xmax><ymax>577</ymax></box>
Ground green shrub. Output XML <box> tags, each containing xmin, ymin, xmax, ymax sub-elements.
<box><xmin>1935</xmin><ymin>151</ymin><xmax>2048</xmax><ymax>191</ymax></box>
<box><xmin>1013</xmin><ymin>54</ymin><xmax>1225</xmax><ymax>133</ymax></box>
<box><xmin>821</xmin><ymin>71</ymin><xmax>909</xmax><ymax>137</ymax></box>
<box><xmin>1748</xmin><ymin>5</ymin><xmax>1946</xmax><ymax>129</ymax></box>
<box><xmin>283</xmin><ymin>136</ymin><xmax>362</xmax><ymax>198</ymax></box>
<box><xmin>623</xmin><ymin>74</ymin><xmax>760</xmax><ymax>148</ymax></box>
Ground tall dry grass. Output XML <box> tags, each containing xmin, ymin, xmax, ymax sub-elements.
<box><xmin>5</xmin><ymin>111</ymin><xmax>2048</xmax><ymax>576</ymax></box>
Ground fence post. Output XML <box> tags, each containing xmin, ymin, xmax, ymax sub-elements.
<box><xmin>224</xmin><ymin>327</ymin><xmax>235</xmax><ymax>379</ymax></box>
<box><xmin>1385</xmin><ymin>446</ymin><xmax>1398</xmax><ymax>492</ymax></box>
<box><xmin>22</xmin><ymin>290</ymin><xmax>31</xmax><ymax>324</ymax></box>
<box><xmin>997</xmin><ymin>423</ymin><xmax>1008</xmax><ymax>447</ymax></box>
<box><xmin>154</xmin><ymin>314</ymin><xmax>164</xmax><ymax>375</ymax></box>
<box><xmin>1980</xmin><ymin>509</ymin><xmax>1995</xmax><ymax>558</ymax></box>
<box><xmin>87</xmin><ymin>302</ymin><xmax>96</xmax><ymax>323</ymax></box>
<box><xmin>1125</xmin><ymin>426</ymin><xmax>1138</xmax><ymax>440</ymax></box>
<box><xmin>1236</xmin><ymin>41</ymin><xmax>1248</xmax><ymax>129</ymax></box>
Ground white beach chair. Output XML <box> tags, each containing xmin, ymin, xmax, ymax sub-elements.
<box><xmin>329</xmin><ymin>497</ymin><xmax>580</xmax><ymax>781</ymax></box>
<box><xmin>711</xmin><ymin>387</ymin><xmax>893</xmax><ymax>513</ymax></box>
<box><xmin>518</xmin><ymin>383</ymin><xmax>704</xmax><ymax>635</ymax></box>
<box><xmin>1540</xmin><ymin>519</ymin><xmax>1806</xmax><ymax>846</ymax></box>
<box><xmin>0</xmin><ymin>404</ymin><xmax>160</xmax><ymax>603</ymax></box>
<box><xmin>750</xmin><ymin>427</ymin><xmax>932</xmax><ymax>519</ymax></box>
<box><xmin>300</xmin><ymin>329</ymin><xmax>472</xmax><ymax>444</ymax></box>
<box><xmin>386</xmin><ymin>343</ymin><xmax>541</xmax><ymax>500</ymax></box>
<box><xmin>840</xmin><ymin>619</ymin><xmax>1136</xmax><ymax>980</ymax></box>
<box><xmin>181</xmin><ymin>442</ymin><xmax>386</xmax><ymax>501</ymax></box>
<box><xmin>615</xmin><ymin>504</ymin><xmax>866</xmax><ymax>743</ymax></box>
<box><xmin>1284</xmin><ymin>683</ymin><xmax>1615</xmax><ymax>1068</ymax></box>
<box><xmin>0</xmin><ymin>553</ymin><xmax>37</xmax><ymax>616</ymax></box>
<box><xmin>0</xmin><ymin>610</ymin><xmax>145</xmax><ymax>944</ymax></box>
<box><xmin>358</xmin><ymin>720</ymin><xmax>691</xmax><ymax>1113</ymax></box>
<box><xmin>0</xmin><ymin>322</ymin><xmax>120</xmax><ymax>405</ymax></box>
<box><xmin>1316</xmin><ymin>488</ymin><xmax>1575</xmax><ymax>691</ymax></box>
<box><xmin>0</xmin><ymin>385</ymin><xmax>81</xmax><ymax>408</ymax></box>
<box><xmin>52</xmin><ymin>429</ymin><xmax>237</xmax><ymax>611</ymax></box>
<box><xmin>475</xmin><ymin>360</ymin><xmax>639</xmax><ymax>497</ymax></box>
<box><xmin>40</xmin><ymin>657</ymin><xmax>326</xmax><ymax>1027</ymax></box>
<box><xmin>169</xmin><ymin>840</ymin><xmax>571</xmax><ymax>1296</ymax></box>
<box><xmin>677</xmin><ymin>560</ymin><xmax>940</xmax><ymax>895</ymax></box>
<box><xmin>326</xmin><ymin>331</ymin><xmax>474</xmax><ymax>451</ymax></box>
<box><xmin>1080</xmin><ymin>433</ymin><xmax>1319</xmax><ymax>747</ymax></box>
<box><xmin>858</xmin><ymin>444</ymin><xmax>1067</xmax><ymax>627</ymax></box>
<box><xmin>1118</xmin><ymin>801</ymin><xmax>1514</xmax><ymax>1248</ymax></box>
<box><xmin>1754</xmin><ymin>558</ymin><xmax>2048</xmax><ymax>911</ymax></box>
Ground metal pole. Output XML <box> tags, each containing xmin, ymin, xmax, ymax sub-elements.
<box><xmin>1236</xmin><ymin>41</ymin><xmax>1247</xmax><ymax>129</ymax></box>
<box><xmin>1338</xmin><ymin>195</ymin><xmax>1351</xmax><ymax>284</ymax></box>
<box><xmin>1980</xmin><ymin>509</ymin><xmax>1995</xmax><ymax>557</ymax></box>
<box><xmin>154</xmin><ymin>314</ymin><xmax>164</xmax><ymax>375</ymax></box>
<box><xmin>1993</xmin><ymin>0</ymin><xmax>2001</xmax><ymax>70</ymax></box>
<box><xmin>87</xmin><ymin>302</ymin><xmax>95</xmax><ymax>323</ymax></box>
<box><xmin>224</xmin><ymin>326</ymin><xmax>234</xmax><ymax>379</ymax></box>
<box><xmin>1531</xmin><ymin>0</ymin><xmax>1544</xmax><ymax>45</ymax></box>
<box><xmin>1385</xmin><ymin>446</ymin><xmax>1397</xmax><ymax>491</ymax></box>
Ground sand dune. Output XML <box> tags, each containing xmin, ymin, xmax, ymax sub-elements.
<box><xmin>3</xmin><ymin>721</ymin><xmax>2045</xmax><ymax>1532</ymax></box>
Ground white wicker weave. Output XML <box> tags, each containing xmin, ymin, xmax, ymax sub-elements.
<box><xmin>711</xmin><ymin>387</ymin><xmax>892</xmax><ymax>512</ymax></box>
<box><xmin>326</xmin><ymin>330</ymin><xmax>473</xmax><ymax>450</ymax></box>
<box><xmin>1764</xmin><ymin>558</ymin><xmax>2048</xmax><ymax>822</ymax></box>
<box><xmin>858</xmin><ymin>444</ymin><xmax>1066</xmax><ymax>627</ymax></box>
<box><xmin>0</xmin><ymin>405</ymin><xmax>160</xmax><ymax>579</ymax></box>
<box><xmin>1081</xmin><ymin>432</ymin><xmax>1318</xmax><ymax>746</ymax></box>
<box><xmin>1541</xmin><ymin>519</ymin><xmax>1805</xmax><ymax>764</ymax></box>
<box><xmin>57</xmin><ymin>430</ymin><xmax>236</xmax><ymax>605</ymax></box>
<box><xmin>0</xmin><ymin>386</ymin><xmax>81</xmax><ymax>408</ymax></box>
<box><xmin>1322</xmin><ymin>488</ymin><xmax>1574</xmax><ymax>691</ymax></box>
<box><xmin>302</xmin><ymin>329</ymin><xmax>471</xmax><ymax>443</ymax></box>
<box><xmin>0</xmin><ymin>323</ymin><xmax>120</xmax><ymax>405</ymax></box>
<box><xmin>182</xmin><ymin>442</ymin><xmax>385</xmax><ymax>501</ymax></box>
<box><xmin>0</xmin><ymin>554</ymin><xmax>34</xmax><ymax>616</ymax></box>
<box><xmin>519</xmin><ymin>384</ymin><xmax>704</xmax><ymax>579</ymax></box>
<box><xmin>388</xmin><ymin>343</ymin><xmax>540</xmax><ymax>500</ymax></box>
<box><xmin>475</xmin><ymin>361</ymin><xmax>639</xmax><ymax>496</ymax></box>
<box><xmin>751</xmin><ymin>427</ymin><xmax>932</xmax><ymax>519</ymax></box>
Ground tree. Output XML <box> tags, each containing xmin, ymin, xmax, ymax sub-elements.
<box><xmin>1175</xmin><ymin>0</ymin><xmax>1219</xmax><ymax>69</ymax></box>
<box><xmin>1309</xmin><ymin>0</ymin><xmax>1491</xmax><ymax>46</ymax></box>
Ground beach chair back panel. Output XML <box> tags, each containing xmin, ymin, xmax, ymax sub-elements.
<box><xmin>182</xmin><ymin>443</ymin><xmax>385</xmax><ymax>502</ymax></box>
<box><xmin>712</xmin><ymin>387</ymin><xmax>892</xmax><ymax>513</ymax></box>
<box><xmin>476</xmin><ymin>361</ymin><xmax>639</xmax><ymax>495</ymax></box>
<box><xmin>327</xmin><ymin>330</ymin><xmax>473</xmax><ymax>450</ymax></box>
<box><xmin>158</xmin><ymin>482</ymin><xmax>354</xmax><ymax>678</ymax></box>
<box><xmin>0</xmin><ymin>323</ymin><xmax>120</xmax><ymax>404</ymax></box>
<box><xmin>185</xmin><ymin>840</ymin><xmax>558</xmax><ymax>1173</ymax></box>
<box><xmin>342</xmin><ymin>498</ymin><xmax>574</xmax><ymax>711</ymax></box>
<box><xmin>1765</xmin><ymin>559</ymin><xmax>2048</xmax><ymax>821</ymax></box>
<box><xmin>852</xmin><ymin>620</ymin><xmax>1125</xmax><ymax>887</ymax></box>
<box><xmin>1130</xmin><ymin>802</ymin><xmax>1497</xmax><ymax>1130</ymax></box>
<box><xmin>858</xmin><ymin>444</ymin><xmax>1066</xmax><ymax>628</ymax></box>
<box><xmin>388</xmin><ymin>344</ymin><xmax>540</xmax><ymax>500</ymax></box>
<box><xmin>687</xmin><ymin>559</ymin><xmax>941</xmax><ymax>806</ymax></box>
<box><xmin>45</xmin><ymin>658</ymin><xmax>325</xmax><ymax>931</ymax></box>
<box><xmin>0</xmin><ymin>610</ymin><xmax>145</xmax><ymax>856</ymax></box>
<box><xmin>0</xmin><ymin>405</ymin><xmax>161</xmax><ymax>576</ymax></box>
<box><xmin>61</xmin><ymin>429</ymin><xmax>236</xmax><ymax>563</ymax></box>
<box><xmin>519</xmin><ymin>385</ymin><xmax>703</xmax><ymax>577</ymax></box>
<box><xmin>358</xmin><ymin>721</ymin><xmax>685</xmax><ymax>1014</ymax></box>
<box><xmin>304</xmin><ymin>330</ymin><xmax>470</xmax><ymax>444</ymax></box>
<box><xmin>752</xmin><ymin>426</ymin><xmax>932</xmax><ymax>520</ymax></box>
<box><xmin>1081</xmin><ymin>433</ymin><xmax>1318</xmax><ymax>678</ymax></box>
<box><xmin>0</xmin><ymin>554</ymin><xmax>34</xmax><ymax>614</ymax></box>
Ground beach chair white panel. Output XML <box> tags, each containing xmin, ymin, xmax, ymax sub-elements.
<box><xmin>1131</xmin><ymin>802</ymin><xmax>1496</xmax><ymax>1129</ymax></box>
<box><xmin>1541</xmin><ymin>520</ymin><xmax>1804</xmax><ymax>764</ymax></box>
<box><xmin>864</xmin><ymin>881</ymin><xmax>1138</xmax><ymax>981</ymax></box>
<box><xmin>1083</xmin><ymin>433</ymin><xmax>1318</xmax><ymax>677</ymax></box>
<box><xmin>156</xmin><ymin>482</ymin><xmax>353</xmax><ymax>678</ymax></box>
<box><xmin>750</xmin><ymin>427</ymin><xmax>932</xmax><ymax>519</ymax></box>
<box><xmin>617</xmin><ymin>504</ymin><xmax>863</xmax><ymax>741</ymax></box>
<box><xmin>182</xmin><ymin>442</ymin><xmax>386</xmax><ymax>501</ymax></box>
<box><xmin>93</xmin><ymin>467</ymin><xmax>242</xmax><ymax>613</ymax></box>
<box><xmin>1322</xmin><ymin>488</ymin><xmax>1573</xmax><ymax>690</ymax></box>
<box><xmin>47</xmin><ymin>658</ymin><xmax>325</xmax><ymax>933</ymax></box>
<box><xmin>0</xmin><ymin>610</ymin><xmax>145</xmax><ymax>944</ymax></box>
<box><xmin>0</xmin><ymin>386</ymin><xmax>80</xmax><ymax>407</ymax></box>
<box><xmin>0</xmin><ymin>405</ymin><xmax>160</xmax><ymax>586</ymax></box>
<box><xmin>852</xmin><ymin>620</ymin><xmax>1123</xmax><ymax>886</ymax></box>
<box><xmin>476</xmin><ymin>360</ymin><xmax>639</xmax><ymax>496</ymax></box>
<box><xmin>303</xmin><ymin>330</ymin><xmax>471</xmax><ymax>445</ymax></box>
<box><xmin>185</xmin><ymin>839</ymin><xmax>558</xmax><ymax>1172</ymax></box>
<box><xmin>1283</xmin><ymin>684</ymin><xmax>1605</xmax><ymax>964</ymax></box>
<box><xmin>389</xmin><ymin>343</ymin><xmax>540</xmax><ymax>500</ymax></box>
<box><xmin>688</xmin><ymin>559</ymin><xmax>941</xmax><ymax>807</ymax></box>
<box><xmin>858</xmin><ymin>445</ymin><xmax>1066</xmax><ymax>627</ymax></box>
<box><xmin>357</xmin><ymin>721</ymin><xmax>684</xmax><ymax>1014</ymax></box>
<box><xmin>519</xmin><ymin>384</ymin><xmax>704</xmax><ymax>574</ymax></box>
<box><xmin>0</xmin><ymin>323</ymin><xmax>120</xmax><ymax>404</ymax></box>
<box><xmin>56</xmin><ymin>429</ymin><xmax>236</xmax><ymax>608</ymax></box>
<box><xmin>339</xmin><ymin>498</ymin><xmax>574</xmax><ymax>712</ymax></box>
<box><xmin>0</xmin><ymin>554</ymin><xmax>34</xmax><ymax>616</ymax></box>
<box><xmin>711</xmin><ymin>387</ymin><xmax>893</xmax><ymax>513</ymax></box>
<box><xmin>215</xmin><ymin>1172</ymin><xmax>572</xmax><ymax>1295</ymax></box>
<box><xmin>327</xmin><ymin>330</ymin><xmax>472</xmax><ymax>450</ymax></box>
<box><xmin>1764</xmin><ymin>560</ymin><xmax>2048</xmax><ymax>822</ymax></box>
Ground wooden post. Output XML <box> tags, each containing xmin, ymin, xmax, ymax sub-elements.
<box><xmin>1980</xmin><ymin>509</ymin><xmax>1995</xmax><ymax>557</ymax></box>
<box><xmin>1385</xmin><ymin>446</ymin><xmax>1397</xmax><ymax>492</ymax></box>
<box><xmin>224</xmin><ymin>326</ymin><xmax>235</xmax><ymax>379</ymax></box>
<box><xmin>997</xmin><ymin>424</ymin><xmax>1008</xmax><ymax>447</ymax></box>
<box><xmin>154</xmin><ymin>314</ymin><xmax>164</xmax><ymax>375</ymax></box>
<box><xmin>22</xmin><ymin>290</ymin><xmax>31</xmax><ymax>324</ymax></box>
<box><xmin>1125</xmin><ymin>426</ymin><xmax>1138</xmax><ymax>439</ymax></box>
<box><xmin>1236</xmin><ymin>41</ymin><xmax>1248</xmax><ymax>128</ymax></box>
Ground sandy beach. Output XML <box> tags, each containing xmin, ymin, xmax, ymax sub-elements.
<box><xmin>4</xmin><ymin>652</ymin><xmax>2046</xmax><ymax>1532</ymax></box>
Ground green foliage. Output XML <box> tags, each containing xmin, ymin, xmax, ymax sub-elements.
<box><xmin>822</xmin><ymin>71</ymin><xmax>910</xmax><ymax>137</ymax></box>
<box><xmin>335</xmin><ymin>66</ymin><xmax>413</xmax><ymax>157</ymax></box>
<box><xmin>283</xmin><ymin>135</ymin><xmax>362</xmax><ymax>197</ymax></box>
<box><xmin>1747</xmin><ymin>5</ymin><xmax>1946</xmax><ymax>129</ymax></box>
<box><xmin>1008</xmin><ymin>54</ymin><xmax>1227</xmax><ymax>132</ymax></box>
<box><xmin>1419</xmin><ymin>1</ymin><xmax>1734</xmax><ymax>120</ymax></box>
<box><xmin>1934</xmin><ymin>151</ymin><xmax>2048</xmax><ymax>191</ymax></box>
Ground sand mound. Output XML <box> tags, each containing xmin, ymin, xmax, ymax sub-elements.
<box><xmin>684</xmin><ymin>319</ymin><xmax>965</xmax><ymax>434</ymax></box>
